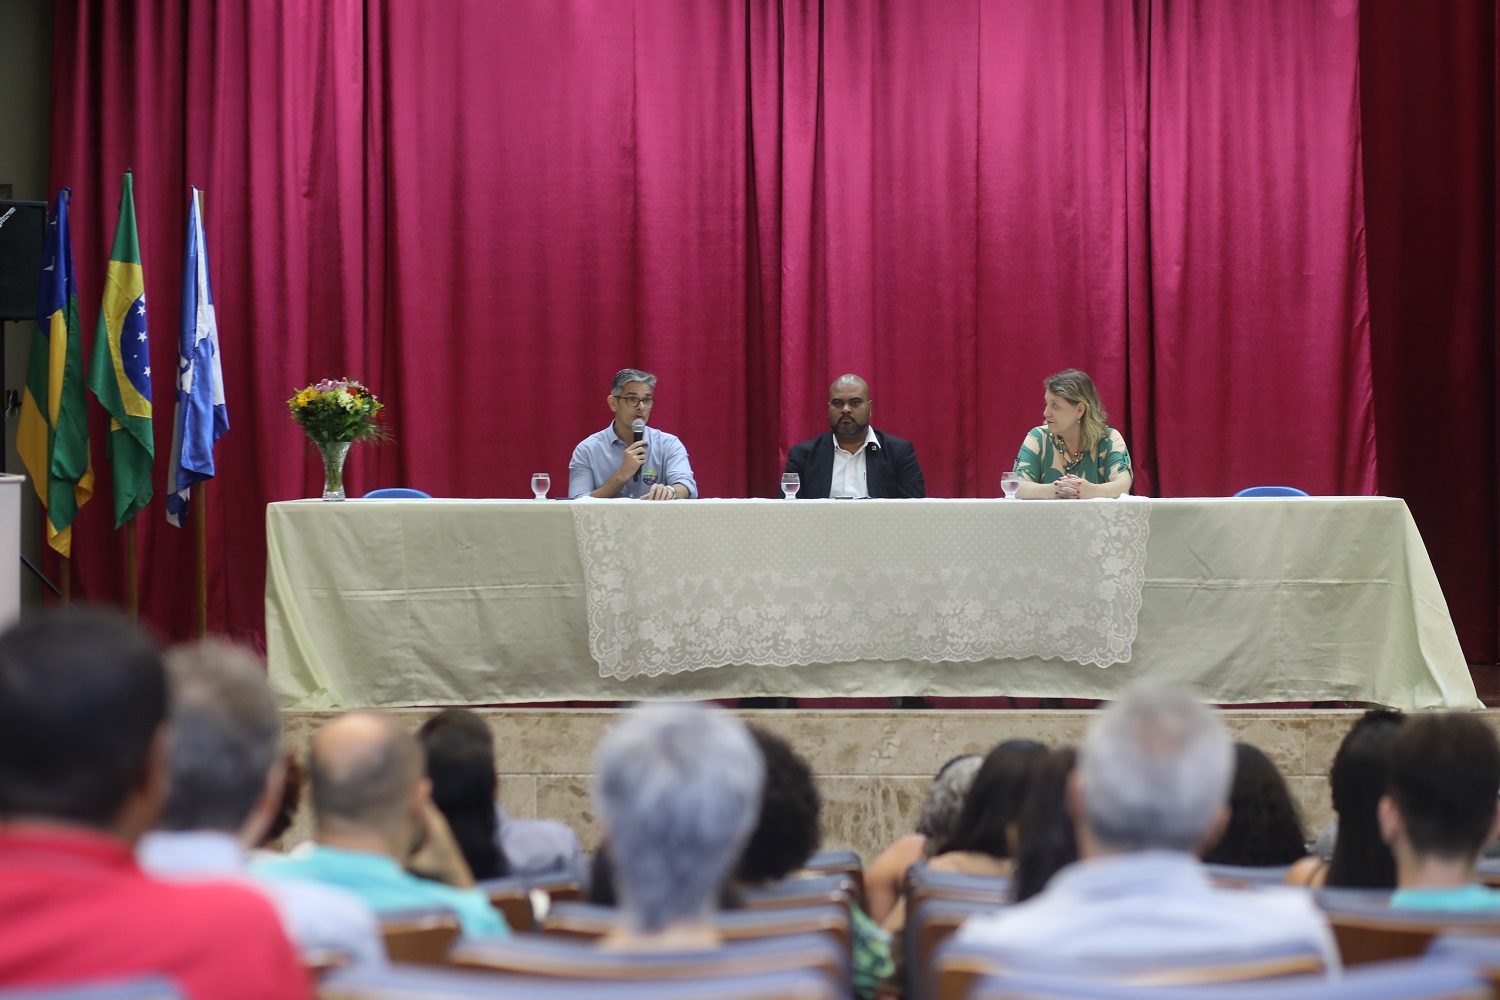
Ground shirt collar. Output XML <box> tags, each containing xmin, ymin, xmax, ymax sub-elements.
<box><xmin>830</xmin><ymin>425</ymin><xmax>879</xmax><ymax>453</ymax></box>
<box><xmin>0</xmin><ymin>823</ymin><xmax>137</xmax><ymax>870</ymax></box>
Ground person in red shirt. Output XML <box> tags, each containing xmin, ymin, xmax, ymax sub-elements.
<box><xmin>0</xmin><ymin>612</ymin><xmax>309</xmax><ymax>999</ymax></box>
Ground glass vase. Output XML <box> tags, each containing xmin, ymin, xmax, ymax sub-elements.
<box><xmin>317</xmin><ymin>440</ymin><xmax>352</xmax><ymax>501</ymax></box>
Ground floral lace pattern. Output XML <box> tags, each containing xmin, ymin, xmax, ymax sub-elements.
<box><xmin>572</xmin><ymin>498</ymin><xmax>1152</xmax><ymax>680</ymax></box>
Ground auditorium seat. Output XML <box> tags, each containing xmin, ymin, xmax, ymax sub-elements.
<box><xmin>964</xmin><ymin>957</ymin><xmax>1487</xmax><ymax>1000</ymax></box>
<box><xmin>931</xmin><ymin>938</ymin><xmax>1326</xmax><ymax>1000</ymax></box>
<box><xmin>449</xmin><ymin>930</ymin><xmax>847</xmax><ymax>991</ymax></box>
<box><xmin>319</xmin><ymin>964</ymin><xmax>842</xmax><ymax>1000</ymax></box>
<box><xmin>542</xmin><ymin>901</ymin><xmax>852</xmax><ymax>953</ymax></box>
<box><xmin>742</xmin><ymin>872</ymin><xmax>859</xmax><ymax>919</ymax></box>
<box><xmin>1318</xmin><ymin>900</ymin><xmax>1500</xmax><ymax>966</ymax></box>
<box><xmin>0</xmin><ymin>979</ymin><xmax>184</xmax><ymax>1000</ymax></box>
<box><xmin>802</xmin><ymin>849</ymin><xmax>866</xmax><ymax>908</ymax></box>
<box><xmin>1204</xmin><ymin>863</ymin><xmax>1296</xmax><ymax>888</ymax></box>
<box><xmin>906</xmin><ymin>896</ymin><xmax>1004</xmax><ymax>1000</ymax></box>
<box><xmin>378</xmin><ymin>907</ymin><xmax>463</xmax><ymax>965</ymax></box>
<box><xmin>477</xmin><ymin>876</ymin><xmax>586</xmax><ymax>932</ymax></box>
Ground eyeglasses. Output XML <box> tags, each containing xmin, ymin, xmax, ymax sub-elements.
<box><xmin>614</xmin><ymin>395</ymin><xmax>655</xmax><ymax>407</ymax></box>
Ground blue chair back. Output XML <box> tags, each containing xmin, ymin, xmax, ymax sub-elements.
<box><xmin>1204</xmin><ymin>864</ymin><xmax>1295</xmax><ymax>888</ymax></box>
<box><xmin>0</xmin><ymin>979</ymin><xmax>183</xmax><ymax>1000</ymax></box>
<box><xmin>1233</xmin><ymin>486</ymin><xmax>1310</xmax><ymax>497</ymax></box>
<box><xmin>361</xmin><ymin>487</ymin><xmax>432</xmax><ymax>499</ymax></box>
<box><xmin>967</xmin><ymin>957</ymin><xmax>1487</xmax><ymax>1000</ymax></box>
<box><xmin>321</xmin><ymin>965</ymin><xmax>842</xmax><ymax>1000</ymax></box>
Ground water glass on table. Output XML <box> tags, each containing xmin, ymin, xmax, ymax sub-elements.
<box><xmin>1000</xmin><ymin>470</ymin><xmax>1020</xmax><ymax>498</ymax></box>
<box><xmin>531</xmin><ymin>473</ymin><xmax>550</xmax><ymax>500</ymax></box>
<box><xmin>780</xmin><ymin>472</ymin><xmax>801</xmax><ymax>499</ymax></box>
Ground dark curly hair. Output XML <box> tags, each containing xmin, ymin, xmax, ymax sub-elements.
<box><xmin>1202</xmin><ymin>743</ymin><xmax>1306</xmax><ymax>867</ymax></box>
<box><xmin>939</xmin><ymin>739</ymin><xmax>1048</xmax><ymax>859</ymax></box>
<box><xmin>1012</xmin><ymin>747</ymin><xmax>1078</xmax><ymax>902</ymax></box>
<box><xmin>735</xmin><ymin>726</ymin><xmax>822</xmax><ymax>883</ymax></box>
<box><xmin>1325</xmin><ymin>708</ymin><xmax>1404</xmax><ymax>888</ymax></box>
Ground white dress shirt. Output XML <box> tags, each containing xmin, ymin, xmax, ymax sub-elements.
<box><xmin>829</xmin><ymin>425</ymin><xmax>880</xmax><ymax>498</ymax></box>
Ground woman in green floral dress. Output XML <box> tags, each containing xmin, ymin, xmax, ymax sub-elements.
<box><xmin>1013</xmin><ymin>369</ymin><xmax>1133</xmax><ymax>499</ymax></box>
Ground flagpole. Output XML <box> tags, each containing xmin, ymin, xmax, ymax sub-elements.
<box><xmin>195</xmin><ymin>488</ymin><xmax>206</xmax><ymax>636</ymax></box>
<box><xmin>125</xmin><ymin>518</ymin><xmax>138</xmax><ymax>622</ymax></box>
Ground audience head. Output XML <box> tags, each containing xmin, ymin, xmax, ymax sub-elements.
<box><xmin>1013</xmin><ymin>747</ymin><xmax>1079</xmax><ymax>902</ymax></box>
<box><xmin>159</xmin><ymin>641</ymin><xmax>284</xmax><ymax>842</ymax></box>
<box><xmin>418</xmin><ymin>708</ymin><xmax>507</xmax><ymax>880</ymax></box>
<box><xmin>309</xmin><ymin>712</ymin><xmax>427</xmax><ymax>856</ymax></box>
<box><xmin>916</xmin><ymin>754</ymin><xmax>983</xmax><ymax>851</ymax></box>
<box><xmin>1326</xmin><ymin>708</ymin><xmax>1404</xmax><ymax>888</ymax></box>
<box><xmin>1076</xmin><ymin>680</ymin><xmax>1233</xmax><ymax>855</ymax></box>
<box><xmin>1381</xmin><ymin>713</ymin><xmax>1500</xmax><ymax>865</ymax></box>
<box><xmin>939</xmin><ymin>739</ymin><xmax>1047</xmax><ymax>858</ymax></box>
<box><xmin>0</xmin><ymin>611</ymin><xmax>167</xmax><ymax>838</ymax></box>
<box><xmin>1201</xmin><ymin>743</ymin><xmax>1306</xmax><ymax>868</ymax></box>
<box><xmin>736</xmin><ymin>726</ymin><xmax>822</xmax><ymax>884</ymax></box>
<box><xmin>595</xmin><ymin>703</ymin><xmax>763</xmax><ymax>933</ymax></box>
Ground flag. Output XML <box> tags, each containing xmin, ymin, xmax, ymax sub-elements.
<box><xmin>17</xmin><ymin>189</ymin><xmax>93</xmax><ymax>556</ymax></box>
<box><xmin>165</xmin><ymin>188</ymin><xmax>228</xmax><ymax>527</ymax></box>
<box><xmin>87</xmin><ymin>172</ymin><xmax>153</xmax><ymax>527</ymax></box>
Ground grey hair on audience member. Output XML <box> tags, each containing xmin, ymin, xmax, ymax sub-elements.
<box><xmin>595</xmin><ymin>703</ymin><xmax>764</xmax><ymax>933</ymax></box>
<box><xmin>611</xmin><ymin>368</ymin><xmax>657</xmax><ymax>395</ymax></box>
<box><xmin>1078</xmin><ymin>680</ymin><xmax>1233</xmax><ymax>853</ymax></box>
<box><xmin>160</xmin><ymin>641</ymin><xmax>284</xmax><ymax>833</ymax></box>
<box><xmin>915</xmin><ymin>754</ymin><xmax>982</xmax><ymax>841</ymax></box>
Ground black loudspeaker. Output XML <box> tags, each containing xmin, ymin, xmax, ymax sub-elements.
<box><xmin>0</xmin><ymin>201</ymin><xmax>48</xmax><ymax>322</ymax></box>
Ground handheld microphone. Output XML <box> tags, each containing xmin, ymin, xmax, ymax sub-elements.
<box><xmin>632</xmin><ymin>419</ymin><xmax>646</xmax><ymax>482</ymax></box>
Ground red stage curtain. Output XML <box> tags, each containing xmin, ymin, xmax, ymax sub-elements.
<box><xmin>46</xmin><ymin>0</ymin><xmax>1494</xmax><ymax>665</ymax></box>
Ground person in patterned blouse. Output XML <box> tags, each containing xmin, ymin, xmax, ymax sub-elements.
<box><xmin>1012</xmin><ymin>368</ymin><xmax>1133</xmax><ymax>499</ymax></box>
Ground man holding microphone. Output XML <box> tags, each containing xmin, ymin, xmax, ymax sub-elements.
<box><xmin>568</xmin><ymin>368</ymin><xmax>698</xmax><ymax>500</ymax></box>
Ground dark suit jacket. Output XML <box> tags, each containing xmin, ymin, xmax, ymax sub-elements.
<box><xmin>783</xmin><ymin>430</ymin><xmax>925</xmax><ymax>498</ymax></box>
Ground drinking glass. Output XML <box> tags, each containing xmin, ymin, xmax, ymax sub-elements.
<box><xmin>1000</xmin><ymin>470</ymin><xmax>1020</xmax><ymax>498</ymax></box>
<box><xmin>531</xmin><ymin>473</ymin><xmax>550</xmax><ymax>500</ymax></box>
<box><xmin>780</xmin><ymin>472</ymin><xmax>801</xmax><ymax>499</ymax></box>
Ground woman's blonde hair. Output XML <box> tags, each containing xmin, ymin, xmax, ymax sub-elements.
<box><xmin>1045</xmin><ymin>369</ymin><xmax>1109</xmax><ymax>454</ymax></box>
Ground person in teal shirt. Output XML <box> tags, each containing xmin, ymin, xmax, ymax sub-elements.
<box><xmin>253</xmin><ymin>713</ymin><xmax>508</xmax><ymax>939</ymax></box>
<box><xmin>1012</xmin><ymin>369</ymin><xmax>1133</xmax><ymax>499</ymax></box>
<box><xmin>1383</xmin><ymin>713</ymin><xmax>1500</xmax><ymax>912</ymax></box>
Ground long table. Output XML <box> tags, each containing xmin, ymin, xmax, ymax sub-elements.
<box><xmin>265</xmin><ymin>497</ymin><xmax>1481</xmax><ymax>710</ymax></box>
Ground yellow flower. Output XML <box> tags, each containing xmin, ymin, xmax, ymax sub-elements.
<box><xmin>295</xmin><ymin>389</ymin><xmax>317</xmax><ymax>407</ymax></box>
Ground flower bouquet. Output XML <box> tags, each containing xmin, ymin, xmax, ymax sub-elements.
<box><xmin>287</xmin><ymin>378</ymin><xmax>387</xmax><ymax>500</ymax></box>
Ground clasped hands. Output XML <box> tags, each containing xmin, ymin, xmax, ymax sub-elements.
<box><xmin>1053</xmin><ymin>474</ymin><xmax>1088</xmax><ymax>499</ymax></box>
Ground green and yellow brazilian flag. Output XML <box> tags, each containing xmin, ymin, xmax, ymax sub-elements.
<box><xmin>87</xmin><ymin>172</ymin><xmax>154</xmax><ymax>528</ymax></box>
<box><xmin>17</xmin><ymin>188</ymin><xmax>93</xmax><ymax>556</ymax></box>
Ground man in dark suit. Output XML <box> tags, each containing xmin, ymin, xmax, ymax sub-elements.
<box><xmin>783</xmin><ymin>374</ymin><xmax>925</xmax><ymax>498</ymax></box>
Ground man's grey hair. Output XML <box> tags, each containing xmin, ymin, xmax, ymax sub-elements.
<box><xmin>916</xmin><ymin>754</ymin><xmax>982</xmax><ymax>842</ymax></box>
<box><xmin>595</xmin><ymin>703</ymin><xmax>764</xmax><ymax>933</ymax></box>
<box><xmin>611</xmin><ymin>368</ymin><xmax>657</xmax><ymax>395</ymax></box>
<box><xmin>1077</xmin><ymin>680</ymin><xmax>1233</xmax><ymax>853</ymax></box>
<box><xmin>160</xmin><ymin>641</ymin><xmax>283</xmax><ymax>833</ymax></box>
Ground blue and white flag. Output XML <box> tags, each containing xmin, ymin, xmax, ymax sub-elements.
<box><xmin>165</xmin><ymin>187</ymin><xmax>229</xmax><ymax>526</ymax></box>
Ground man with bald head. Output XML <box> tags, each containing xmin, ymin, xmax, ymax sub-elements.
<box><xmin>784</xmin><ymin>374</ymin><xmax>925</xmax><ymax>498</ymax></box>
<box><xmin>253</xmin><ymin>712</ymin><xmax>508</xmax><ymax>938</ymax></box>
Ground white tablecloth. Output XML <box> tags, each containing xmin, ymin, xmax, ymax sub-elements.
<box><xmin>264</xmin><ymin>497</ymin><xmax>1481</xmax><ymax>710</ymax></box>
<box><xmin>572</xmin><ymin>498</ymin><xmax>1152</xmax><ymax>678</ymax></box>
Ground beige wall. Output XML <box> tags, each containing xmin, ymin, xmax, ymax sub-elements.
<box><xmin>0</xmin><ymin>0</ymin><xmax>52</xmax><ymax>608</ymax></box>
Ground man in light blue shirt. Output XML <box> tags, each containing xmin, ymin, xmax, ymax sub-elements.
<box><xmin>253</xmin><ymin>712</ymin><xmax>508</xmax><ymax>939</ymax></box>
<box><xmin>140</xmin><ymin>641</ymin><xmax>385</xmax><ymax>967</ymax></box>
<box><xmin>1383</xmin><ymin>713</ymin><xmax>1500</xmax><ymax>911</ymax></box>
<box><xmin>958</xmin><ymin>681</ymin><xmax>1339</xmax><ymax>973</ymax></box>
<box><xmin>569</xmin><ymin>368</ymin><xmax>698</xmax><ymax>500</ymax></box>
